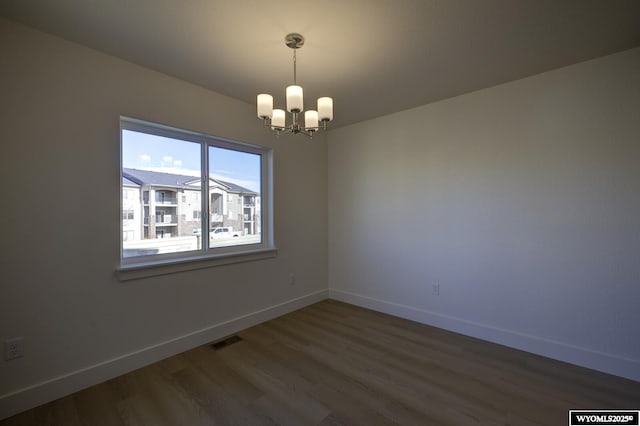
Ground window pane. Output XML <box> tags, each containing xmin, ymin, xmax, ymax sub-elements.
<box><xmin>208</xmin><ymin>146</ymin><xmax>262</xmax><ymax>249</ymax></box>
<box><xmin>121</xmin><ymin>129</ymin><xmax>202</xmax><ymax>258</ymax></box>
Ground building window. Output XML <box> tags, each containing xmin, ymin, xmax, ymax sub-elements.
<box><xmin>119</xmin><ymin>117</ymin><xmax>273</xmax><ymax>270</ymax></box>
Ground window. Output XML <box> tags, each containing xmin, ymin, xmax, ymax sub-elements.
<box><xmin>119</xmin><ymin>117</ymin><xmax>274</xmax><ymax>277</ymax></box>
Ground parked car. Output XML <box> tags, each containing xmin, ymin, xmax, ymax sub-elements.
<box><xmin>210</xmin><ymin>227</ymin><xmax>240</xmax><ymax>239</ymax></box>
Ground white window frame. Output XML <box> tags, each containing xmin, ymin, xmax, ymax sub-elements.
<box><xmin>117</xmin><ymin>117</ymin><xmax>276</xmax><ymax>281</ymax></box>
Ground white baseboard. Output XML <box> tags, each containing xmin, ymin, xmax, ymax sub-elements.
<box><xmin>329</xmin><ymin>289</ymin><xmax>640</xmax><ymax>382</ymax></box>
<box><xmin>0</xmin><ymin>289</ymin><xmax>328</xmax><ymax>421</ymax></box>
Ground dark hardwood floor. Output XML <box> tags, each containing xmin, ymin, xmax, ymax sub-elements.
<box><xmin>2</xmin><ymin>300</ymin><xmax>639</xmax><ymax>425</ymax></box>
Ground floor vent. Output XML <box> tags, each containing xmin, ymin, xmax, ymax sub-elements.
<box><xmin>210</xmin><ymin>335</ymin><xmax>243</xmax><ymax>350</ymax></box>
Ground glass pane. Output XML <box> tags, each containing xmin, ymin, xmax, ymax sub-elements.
<box><xmin>121</xmin><ymin>129</ymin><xmax>202</xmax><ymax>258</ymax></box>
<box><xmin>208</xmin><ymin>146</ymin><xmax>262</xmax><ymax>249</ymax></box>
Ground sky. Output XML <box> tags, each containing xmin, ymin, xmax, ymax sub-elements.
<box><xmin>122</xmin><ymin>129</ymin><xmax>261</xmax><ymax>192</ymax></box>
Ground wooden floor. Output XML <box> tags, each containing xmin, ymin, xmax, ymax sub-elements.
<box><xmin>2</xmin><ymin>300</ymin><xmax>639</xmax><ymax>425</ymax></box>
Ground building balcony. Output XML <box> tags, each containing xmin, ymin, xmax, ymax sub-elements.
<box><xmin>156</xmin><ymin>215</ymin><xmax>177</xmax><ymax>224</ymax></box>
<box><xmin>155</xmin><ymin>222</ymin><xmax>177</xmax><ymax>227</ymax></box>
<box><xmin>155</xmin><ymin>198</ymin><xmax>178</xmax><ymax>205</ymax></box>
<box><xmin>144</xmin><ymin>215</ymin><xmax>177</xmax><ymax>225</ymax></box>
<box><xmin>143</xmin><ymin>196</ymin><xmax>178</xmax><ymax>205</ymax></box>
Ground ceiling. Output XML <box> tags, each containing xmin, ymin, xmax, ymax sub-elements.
<box><xmin>2</xmin><ymin>0</ymin><xmax>640</xmax><ymax>128</ymax></box>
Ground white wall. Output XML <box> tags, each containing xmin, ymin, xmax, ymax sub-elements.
<box><xmin>0</xmin><ymin>18</ymin><xmax>327</xmax><ymax>418</ymax></box>
<box><xmin>328</xmin><ymin>48</ymin><xmax>640</xmax><ymax>381</ymax></box>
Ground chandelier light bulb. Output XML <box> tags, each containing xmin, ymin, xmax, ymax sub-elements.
<box><xmin>257</xmin><ymin>94</ymin><xmax>273</xmax><ymax>119</ymax></box>
<box><xmin>305</xmin><ymin>110</ymin><xmax>318</xmax><ymax>130</ymax></box>
<box><xmin>318</xmin><ymin>97</ymin><xmax>334</xmax><ymax>122</ymax></box>
<box><xmin>271</xmin><ymin>109</ymin><xmax>286</xmax><ymax>130</ymax></box>
<box><xmin>286</xmin><ymin>85</ymin><xmax>303</xmax><ymax>113</ymax></box>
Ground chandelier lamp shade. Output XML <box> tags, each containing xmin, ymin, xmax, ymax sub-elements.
<box><xmin>257</xmin><ymin>33</ymin><xmax>334</xmax><ymax>137</ymax></box>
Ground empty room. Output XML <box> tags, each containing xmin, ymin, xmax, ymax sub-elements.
<box><xmin>1</xmin><ymin>1</ymin><xmax>639</xmax><ymax>425</ymax></box>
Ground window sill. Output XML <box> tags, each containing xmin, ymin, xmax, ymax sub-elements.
<box><xmin>116</xmin><ymin>247</ymin><xmax>278</xmax><ymax>281</ymax></box>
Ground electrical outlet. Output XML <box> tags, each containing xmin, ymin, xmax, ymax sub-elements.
<box><xmin>289</xmin><ymin>273</ymin><xmax>296</xmax><ymax>286</ymax></box>
<box><xmin>432</xmin><ymin>283</ymin><xmax>440</xmax><ymax>296</ymax></box>
<box><xmin>4</xmin><ymin>337</ymin><xmax>24</xmax><ymax>361</ymax></box>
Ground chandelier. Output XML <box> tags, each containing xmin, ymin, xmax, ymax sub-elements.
<box><xmin>257</xmin><ymin>33</ymin><xmax>334</xmax><ymax>137</ymax></box>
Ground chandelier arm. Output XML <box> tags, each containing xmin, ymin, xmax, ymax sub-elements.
<box><xmin>298</xmin><ymin>129</ymin><xmax>314</xmax><ymax>138</ymax></box>
<box><xmin>277</xmin><ymin>128</ymin><xmax>293</xmax><ymax>136</ymax></box>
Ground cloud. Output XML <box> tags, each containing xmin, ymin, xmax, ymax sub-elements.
<box><xmin>147</xmin><ymin>167</ymin><xmax>200</xmax><ymax>177</ymax></box>
<box><xmin>139</xmin><ymin>154</ymin><xmax>151</xmax><ymax>161</ymax></box>
<box><xmin>162</xmin><ymin>155</ymin><xmax>173</xmax><ymax>163</ymax></box>
<box><xmin>173</xmin><ymin>160</ymin><xmax>183</xmax><ymax>167</ymax></box>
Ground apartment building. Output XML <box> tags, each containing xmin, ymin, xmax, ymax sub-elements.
<box><xmin>122</xmin><ymin>168</ymin><xmax>260</xmax><ymax>242</ymax></box>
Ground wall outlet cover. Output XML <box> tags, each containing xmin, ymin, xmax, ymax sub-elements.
<box><xmin>4</xmin><ymin>337</ymin><xmax>24</xmax><ymax>361</ymax></box>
